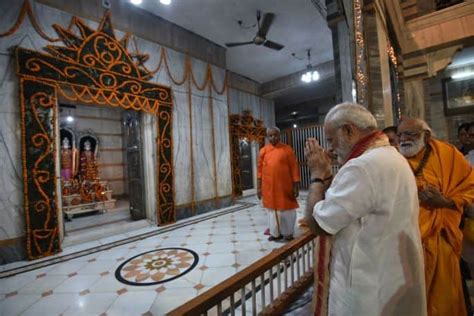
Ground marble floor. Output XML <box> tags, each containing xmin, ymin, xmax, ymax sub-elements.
<box><xmin>65</xmin><ymin>200</ymin><xmax>131</xmax><ymax>233</ymax></box>
<box><xmin>0</xmin><ymin>195</ymin><xmax>310</xmax><ymax>316</ymax></box>
<box><xmin>63</xmin><ymin>200</ymin><xmax>150</xmax><ymax>248</ymax></box>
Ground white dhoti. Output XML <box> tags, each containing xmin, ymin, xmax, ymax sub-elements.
<box><xmin>266</xmin><ymin>209</ymin><xmax>296</xmax><ymax>237</ymax></box>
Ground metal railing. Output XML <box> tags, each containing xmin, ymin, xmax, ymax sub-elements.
<box><xmin>168</xmin><ymin>233</ymin><xmax>316</xmax><ymax>316</ymax></box>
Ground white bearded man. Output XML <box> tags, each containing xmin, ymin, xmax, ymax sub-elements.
<box><xmin>300</xmin><ymin>103</ymin><xmax>427</xmax><ymax>315</ymax></box>
<box><xmin>398</xmin><ymin>118</ymin><xmax>474</xmax><ymax>316</ymax></box>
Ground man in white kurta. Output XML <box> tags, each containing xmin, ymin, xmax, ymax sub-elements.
<box><xmin>302</xmin><ymin>103</ymin><xmax>426</xmax><ymax>315</ymax></box>
<box><xmin>314</xmin><ymin>144</ymin><xmax>425</xmax><ymax>315</ymax></box>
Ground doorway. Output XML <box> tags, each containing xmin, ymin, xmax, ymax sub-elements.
<box><xmin>239</xmin><ymin>139</ymin><xmax>254</xmax><ymax>191</ymax></box>
<box><xmin>59</xmin><ymin>104</ymin><xmax>148</xmax><ymax>245</ymax></box>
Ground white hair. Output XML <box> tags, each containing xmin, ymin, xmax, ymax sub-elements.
<box><xmin>399</xmin><ymin>117</ymin><xmax>434</xmax><ymax>138</ymax></box>
<box><xmin>324</xmin><ymin>102</ymin><xmax>377</xmax><ymax>130</ymax></box>
<box><xmin>413</xmin><ymin>118</ymin><xmax>433</xmax><ymax>134</ymax></box>
<box><xmin>267</xmin><ymin>126</ymin><xmax>280</xmax><ymax>133</ymax></box>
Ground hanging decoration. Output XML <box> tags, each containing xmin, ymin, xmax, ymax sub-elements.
<box><xmin>0</xmin><ymin>0</ymin><xmax>65</xmax><ymax>41</ymax></box>
<box><xmin>229</xmin><ymin>110</ymin><xmax>266</xmax><ymax>197</ymax></box>
<box><xmin>387</xmin><ymin>41</ymin><xmax>402</xmax><ymax>121</ymax></box>
<box><xmin>15</xmin><ymin>10</ymin><xmax>175</xmax><ymax>259</ymax></box>
<box><xmin>3</xmin><ymin>0</ymin><xmax>236</xmax><ymax>259</ymax></box>
<box><xmin>353</xmin><ymin>0</ymin><xmax>368</xmax><ymax>106</ymax></box>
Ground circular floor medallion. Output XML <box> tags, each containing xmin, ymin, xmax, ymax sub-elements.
<box><xmin>115</xmin><ymin>247</ymin><xmax>199</xmax><ymax>286</ymax></box>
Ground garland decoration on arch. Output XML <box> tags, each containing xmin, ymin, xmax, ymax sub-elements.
<box><xmin>229</xmin><ymin>111</ymin><xmax>266</xmax><ymax>196</ymax></box>
<box><xmin>16</xmin><ymin>10</ymin><xmax>175</xmax><ymax>259</ymax></box>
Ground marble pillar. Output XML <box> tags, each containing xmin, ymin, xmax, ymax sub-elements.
<box><xmin>404</xmin><ymin>79</ymin><xmax>426</xmax><ymax>120</ymax></box>
<box><xmin>364</xmin><ymin>9</ymin><xmax>395</xmax><ymax>128</ymax></box>
<box><xmin>327</xmin><ymin>0</ymin><xmax>355</xmax><ymax>104</ymax></box>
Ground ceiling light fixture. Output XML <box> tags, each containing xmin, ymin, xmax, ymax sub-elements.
<box><xmin>160</xmin><ymin>0</ymin><xmax>171</xmax><ymax>4</ymax></box>
<box><xmin>130</xmin><ymin>0</ymin><xmax>142</xmax><ymax>5</ymax></box>
<box><xmin>451</xmin><ymin>71</ymin><xmax>474</xmax><ymax>79</ymax></box>
<box><xmin>301</xmin><ymin>49</ymin><xmax>319</xmax><ymax>83</ymax></box>
<box><xmin>293</xmin><ymin>124</ymin><xmax>298</xmax><ymax>129</ymax></box>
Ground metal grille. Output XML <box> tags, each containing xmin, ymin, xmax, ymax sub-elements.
<box><xmin>292</xmin><ymin>126</ymin><xmax>326</xmax><ymax>189</ymax></box>
<box><xmin>282</xmin><ymin>126</ymin><xmax>338</xmax><ymax>189</ymax></box>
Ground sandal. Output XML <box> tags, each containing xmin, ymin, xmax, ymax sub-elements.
<box><xmin>268</xmin><ymin>235</ymin><xmax>283</xmax><ymax>241</ymax></box>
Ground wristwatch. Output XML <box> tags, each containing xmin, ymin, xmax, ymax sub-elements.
<box><xmin>310</xmin><ymin>175</ymin><xmax>332</xmax><ymax>184</ymax></box>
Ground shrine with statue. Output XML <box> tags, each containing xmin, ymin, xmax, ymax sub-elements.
<box><xmin>60</xmin><ymin>128</ymin><xmax>116</xmax><ymax>220</ymax></box>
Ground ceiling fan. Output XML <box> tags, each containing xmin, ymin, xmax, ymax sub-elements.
<box><xmin>225</xmin><ymin>11</ymin><xmax>284</xmax><ymax>51</ymax></box>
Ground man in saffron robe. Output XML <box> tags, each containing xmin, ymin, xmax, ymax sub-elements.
<box><xmin>301</xmin><ymin>103</ymin><xmax>426</xmax><ymax>315</ymax></box>
<box><xmin>398</xmin><ymin>118</ymin><xmax>474</xmax><ymax>316</ymax></box>
<box><xmin>257</xmin><ymin>127</ymin><xmax>300</xmax><ymax>241</ymax></box>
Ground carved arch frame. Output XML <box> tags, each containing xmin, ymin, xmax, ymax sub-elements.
<box><xmin>229</xmin><ymin>112</ymin><xmax>266</xmax><ymax>197</ymax></box>
<box><xmin>16</xmin><ymin>13</ymin><xmax>175</xmax><ymax>260</ymax></box>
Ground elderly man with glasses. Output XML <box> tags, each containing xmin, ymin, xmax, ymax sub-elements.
<box><xmin>301</xmin><ymin>103</ymin><xmax>426</xmax><ymax>315</ymax></box>
<box><xmin>398</xmin><ymin>118</ymin><xmax>474</xmax><ymax>316</ymax></box>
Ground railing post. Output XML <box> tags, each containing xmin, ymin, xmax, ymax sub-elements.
<box><xmin>167</xmin><ymin>234</ymin><xmax>319</xmax><ymax>316</ymax></box>
<box><xmin>241</xmin><ymin>287</ymin><xmax>246</xmax><ymax>316</ymax></box>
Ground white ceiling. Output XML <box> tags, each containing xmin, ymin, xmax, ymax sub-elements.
<box><xmin>137</xmin><ymin>0</ymin><xmax>333</xmax><ymax>83</ymax></box>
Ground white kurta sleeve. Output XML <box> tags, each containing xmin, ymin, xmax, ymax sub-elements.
<box><xmin>313</xmin><ymin>164</ymin><xmax>374</xmax><ymax>235</ymax></box>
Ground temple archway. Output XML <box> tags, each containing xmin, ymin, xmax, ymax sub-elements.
<box><xmin>229</xmin><ymin>110</ymin><xmax>266</xmax><ymax>197</ymax></box>
<box><xmin>16</xmin><ymin>12</ymin><xmax>175</xmax><ymax>260</ymax></box>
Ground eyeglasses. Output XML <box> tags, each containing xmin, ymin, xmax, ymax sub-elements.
<box><xmin>397</xmin><ymin>131</ymin><xmax>423</xmax><ymax>138</ymax></box>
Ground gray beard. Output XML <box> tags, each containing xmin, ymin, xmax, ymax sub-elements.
<box><xmin>336</xmin><ymin>143</ymin><xmax>353</xmax><ymax>164</ymax></box>
<box><xmin>400</xmin><ymin>137</ymin><xmax>425</xmax><ymax>157</ymax></box>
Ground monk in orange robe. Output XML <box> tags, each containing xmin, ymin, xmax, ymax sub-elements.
<box><xmin>399</xmin><ymin>118</ymin><xmax>474</xmax><ymax>316</ymax></box>
<box><xmin>257</xmin><ymin>127</ymin><xmax>300</xmax><ymax>241</ymax></box>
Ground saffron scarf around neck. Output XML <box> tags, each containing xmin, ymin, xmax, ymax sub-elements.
<box><xmin>345</xmin><ymin>131</ymin><xmax>389</xmax><ymax>163</ymax></box>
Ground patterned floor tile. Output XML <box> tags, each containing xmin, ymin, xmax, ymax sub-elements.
<box><xmin>62</xmin><ymin>292</ymin><xmax>117</xmax><ymax>316</ymax></box>
<box><xmin>117</xmin><ymin>288</ymin><xmax>128</xmax><ymax>295</ymax></box>
<box><xmin>20</xmin><ymin>293</ymin><xmax>78</xmax><ymax>316</ymax></box>
<box><xmin>106</xmin><ymin>291</ymin><xmax>156</xmax><ymax>315</ymax></box>
<box><xmin>79</xmin><ymin>289</ymin><xmax>90</xmax><ymax>296</ymax></box>
<box><xmin>115</xmin><ymin>248</ymin><xmax>199</xmax><ymax>286</ymax></box>
<box><xmin>5</xmin><ymin>291</ymin><xmax>18</xmax><ymax>298</ymax></box>
<box><xmin>206</xmin><ymin>242</ymin><xmax>235</xmax><ymax>254</ymax></box>
<box><xmin>54</xmin><ymin>275</ymin><xmax>101</xmax><ymax>294</ymax></box>
<box><xmin>41</xmin><ymin>290</ymin><xmax>53</xmax><ymax>297</ymax></box>
<box><xmin>0</xmin><ymin>273</ymin><xmax>36</xmax><ymax>294</ymax></box>
<box><xmin>46</xmin><ymin>261</ymin><xmax>88</xmax><ymax>276</ymax></box>
<box><xmin>204</xmin><ymin>253</ymin><xmax>236</xmax><ymax>268</ymax></box>
<box><xmin>18</xmin><ymin>275</ymin><xmax>69</xmax><ymax>294</ymax></box>
<box><xmin>0</xmin><ymin>294</ymin><xmax>41</xmax><ymax>315</ymax></box>
<box><xmin>193</xmin><ymin>283</ymin><xmax>205</xmax><ymax>290</ymax></box>
<box><xmin>89</xmin><ymin>274</ymin><xmax>129</xmax><ymax>293</ymax></box>
<box><xmin>201</xmin><ymin>267</ymin><xmax>236</xmax><ymax>287</ymax></box>
<box><xmin>76</xmin><ymin>259</ymin><xmax>118</xmax><ymax>275</ymax></box>
<box><xmin>150</xmin><ymin>288</ymin><xmax>197</xmax><ymax>315</ymax></box>
<box><xmin>0</xmin><ymin>197</ymin><xmax>311</xmax><ymax>315</ymax></box>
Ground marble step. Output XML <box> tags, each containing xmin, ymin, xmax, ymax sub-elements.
<box><xmin>62</xmin><ymin>218</ymin><xmax>150</xmax><ymax>248</ymax></box>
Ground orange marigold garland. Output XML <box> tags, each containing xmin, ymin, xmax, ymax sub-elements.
<box><xmin>15</xmin><ymin>12</ymin><xmax>176</xmax><ymax>259</ymax></box>
<box><xmin>20</xmin><ymin>78</ymin><xmax>61</xmax><ymax>259</ymax></box>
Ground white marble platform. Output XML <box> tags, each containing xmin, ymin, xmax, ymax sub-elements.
<box><xmin>0</xmin><ymin>195</ymin><xmax>308</xmax><ymax>316</ymax></box>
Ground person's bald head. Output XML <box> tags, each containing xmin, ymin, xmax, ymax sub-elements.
<box><xmin>398</xmin><ymin>118</ymin><xmax>432</xmax><ymax>157</ymax></box>
<box><xmin>266</xmin><ymin>127</ymin><xmax>281</xmax><ymax>145</ymax></box>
